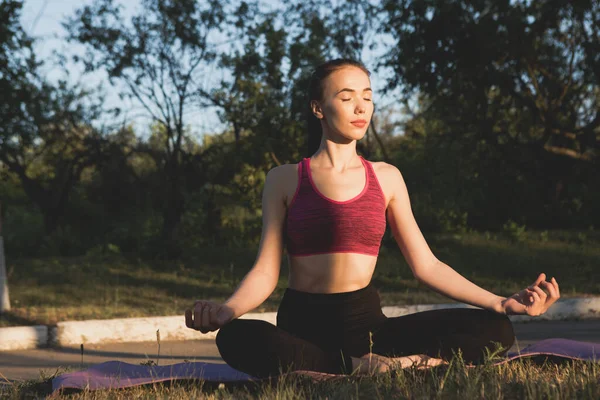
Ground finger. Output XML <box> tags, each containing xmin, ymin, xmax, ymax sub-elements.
<box><xmin>193</xmin><ymin>307</ymin><xmax>202</xmax><ymax>330</ymax></box>
<box><xmin>203</xmin><ymin>305</ymin><xmax>218</xmax><ymax>331</ymax></box>
<box><xmin>194</xmin><ymin>300</ymin><xmax>209</xmax><ymax>315</ymax></box>
<box><xmin>185</xmin><ymin>309</ymin><xmax>193</xmax><ymax>329</ymax></box>
<box><xmin>201</xmin><ymin>304</ymin><xmax>211</xmax><ymax>333</ymax></box>
<box><xmin>522</xmin><ymin>288</ymin><xmax>535</xmax><ymax>303</ymax></box>
<box><xmin>551</xmin><ymin>277</ymin><xmax>560</xmax><ymax>297</ymax></box>
<box><xmin>210</xmin><ymin>305</ymin><xmax>219</xmax><ymax>326</ymax></box>
<box><xmin>540</xmin><ymin>280</ymin><xmax>558</xmax><ymax>299</ymax></box>
<box><xmin>521</xmin><ymin>288</ymin><xmax>535</xmax><ymax>304</ymax></box>
<box><xmin>194</xmin><ymin>305</ymin><xmax>204</xmax><ymax>330</ymax></box>
<box><xmin>528</xmin><ymin>291</ymin><xmax>543</xmax><ymax>316</ymax></box>
<box><xmin>531</xmin><ymin>285</ymin><xmax>548</xmax><ymax>302</ymax></box>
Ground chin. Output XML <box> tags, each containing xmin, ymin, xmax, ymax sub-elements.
<box><xmin>332</xmin><ymin>126</ymin><xmax>368</xmax><ymax>141</ymax></box>
<box><xmin>354</xmin><ymin>130</ymin><xmax>369</xmax><ymax>139</ymax></box>
<box><xmin>338</xmin><ymin>132</ymin><xmax>364</xmax><ymax>142</ymax></box>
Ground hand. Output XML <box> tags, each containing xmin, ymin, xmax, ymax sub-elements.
<box><xmin>185</xmin><ymin>300</ymin><xmax>234</xmax><ymax>333</ymax></box>
<box><xmin>501</xmin><ymin>273</ymin><xmax>560</xmax><ymax>316</ymax></box>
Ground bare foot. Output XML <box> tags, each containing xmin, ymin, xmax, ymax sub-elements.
<box><xmin>394</xmin><ymin>354</ymin><xmax>448</xmax><ymax>370</ymax></box>
<box><xmin>351</xmin><ymin>353</ymin><xmax>448</xmax><ymax>375</ymax></box>
<box><xmin>351</xmin><ymin>353</ymin><xmax>393</xmax><ymax>374</ymax></box>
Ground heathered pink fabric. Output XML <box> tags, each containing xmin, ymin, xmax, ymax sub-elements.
<box><xmin>285</xmin><ymin>156</ymin><xmax>387</xmax><ymax>257</ymax></box>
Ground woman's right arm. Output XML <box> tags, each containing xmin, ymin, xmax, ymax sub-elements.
<box><xmin>222</xmin><ymin>164</ymin><xmax>289</xmax><ymax>319</ymax></box>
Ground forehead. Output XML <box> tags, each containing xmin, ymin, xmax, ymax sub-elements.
<box><xmin>323</xmin><ymin>66</ymin><xmax>371</xmax><ymax>94</ymax></box>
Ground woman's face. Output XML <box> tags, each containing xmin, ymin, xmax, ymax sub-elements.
<box><xmin>312</xmin><ymin>66</ymin><xmax>374</xmax><ymax>141</ymax></box>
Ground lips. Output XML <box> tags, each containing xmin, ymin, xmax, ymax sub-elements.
<box><xmin>351</xmin><ymin>120</ymin><xmax>367</xmax><ymax>128</ymax></box>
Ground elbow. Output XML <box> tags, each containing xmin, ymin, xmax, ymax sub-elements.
<box><xmin>253</xmin><ymin>267</ymin><xmax>280</xmax><ymax>296</ymax></box>
<box><xmin>414</xmin><ymin>270</ymin><xmax>428</xmax><ymax>284</ymax></box>
<box><xmin>265</xmin><ymin>277</ymin><xmax>279</xmax><ymax>297</ymax></box>
<box><xmin>412</xmin><ymin>258</ymin><xmax>440</xmax><ymax>283</ymax></box>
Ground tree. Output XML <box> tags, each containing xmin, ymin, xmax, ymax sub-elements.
<box><xmin>379</xmin><ymin>0</ymin><xmax>599</xmax><ymax>161</ymax></box>
<box><xmin>64</xmin><ymin>0</ymin><xmax>255</xmax><ymax>254</ymax></box>
<box><xmin>0</xmin><ymin>0</ymin><xmax>104</xmax><ymax>235</ymax></box>
<box><xmin>378</xmin><ymin>0</ymin><xmax>600</xmax><ymax>226</ymax></box>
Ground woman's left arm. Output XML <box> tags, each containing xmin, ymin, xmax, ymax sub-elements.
<box><xmin>413</xmin><ymin>259</ymin><xmax>507</xmax><ymax>313</ymax></box>
<box><xmin>384</xmin><ymin>164</ymin><xmax>560</xmax><ymax>315</ymax></box>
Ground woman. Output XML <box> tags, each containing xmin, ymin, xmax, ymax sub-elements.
<box><xmin>184</xmin><ymin>59</ymin><xmax>561</xmax><ymax>378</ymax></box>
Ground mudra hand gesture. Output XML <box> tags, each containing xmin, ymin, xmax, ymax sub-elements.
<box><xmin>185</xmin><ymin>300</ymin><xmax>234</xmax><ymax>333</ymax></box>
<box><xmin>501</xmin><ymin>273</ymin><xmax>560</xmax><ymax>316</ymax></box>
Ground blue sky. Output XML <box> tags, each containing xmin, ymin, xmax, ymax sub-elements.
<box><xmin>19</xmin><ymin>0</ymin><xmax>174</xmax><ymax>138</ymax></box>
<box><xmin>19</xmin><ymin>0</ymin><xmax>405</xmax><ymax>141</ymax></box>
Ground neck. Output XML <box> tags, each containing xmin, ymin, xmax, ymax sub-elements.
<box><xmin>312</xmin><ymin>138</ymin><xmax>360</xmax><ymax>170</ymax></box>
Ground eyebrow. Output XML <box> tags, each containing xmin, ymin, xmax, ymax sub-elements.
<box><xmin>335</xmin><ymin>88</ymin><xmax>372</xmax><ymax>95</ymax></box>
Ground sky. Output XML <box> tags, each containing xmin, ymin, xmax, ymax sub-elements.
<box><xmin>19</xmin><ymin>0</ymin><xmax>404</xmax><ymax>141</ymax></box>
<box><xmin>19</xmin><ymin>0</ymin><xmax>176</xmax><ymax>138</ymax></box>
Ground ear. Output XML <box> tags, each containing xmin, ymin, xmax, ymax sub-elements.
<box><xmin>310</xmin><ymin>100</ymin><xmax>324</xmax><ymax>119</ymax></box>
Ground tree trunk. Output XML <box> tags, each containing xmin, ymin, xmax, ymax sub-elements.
<box><xmin>160</xmin><ymin>158</ymin><xmax>186</xmax><ymax>258</ymax></box>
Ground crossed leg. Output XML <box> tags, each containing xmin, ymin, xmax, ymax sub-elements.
<box><xmin>216</xmin><ymin>319</ymin><xmax>355</xmax><ymax>378</ymax></box>
<box><xmin>369</xmin><ymin>308</ymin><xmax>515</xmax><ymax>369</ymax></box>
<box><xmin>215</xmin><ymin>309</ymin><xmax>515</xmax><ymax>378</ymax></box>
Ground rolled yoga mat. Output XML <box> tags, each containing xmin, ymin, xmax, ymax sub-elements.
<box><xmin>52</xmin><ymin>338</ymin><xmax>599</xmax><ymax>392</ymax></box>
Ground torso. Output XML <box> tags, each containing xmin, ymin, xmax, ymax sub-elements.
<box><xmin>281</xmin><ymin>157</ymin><xmax>394</xmax><ymax>294</ymax></box>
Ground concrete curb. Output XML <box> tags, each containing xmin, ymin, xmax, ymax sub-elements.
<box><xmin>1</xmin><ymin>297</ymin><xmax>599</xmax><ymax>350</ymax></box>
<box><xmin>0</xmin><ymin>325</ymin><xmax>48</xmax><ymax>351</ymax></box>
<box><xmin>382</xmin><ymin>297</ymin><xmax>600</xmax><ymax>322</ymax></box>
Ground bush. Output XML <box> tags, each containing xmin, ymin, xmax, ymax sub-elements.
<box><xmin>502</xmin><ymin>219</ymin><xmax>527</xmax><ymax>242</ymax></box>
<box><xmin>2</xmin><ymin>206</ymin><xmax>45</xmax><ymax>257</ymax></box>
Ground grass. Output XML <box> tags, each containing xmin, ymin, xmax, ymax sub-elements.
<box><xmin>2</xmin><ymin>351</ymin><xmax>599</xmax><ymax>399</ymax></box>
<box><xmin>1</xmin><ymin>229</ymin><xmax>599</xmax><ymax>327</ymax></box>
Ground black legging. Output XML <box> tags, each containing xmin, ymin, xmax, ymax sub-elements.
<box><xmin>216</xmin><ymin>282</ymin><xmax>515</xmax><ymax>378</ymax></box>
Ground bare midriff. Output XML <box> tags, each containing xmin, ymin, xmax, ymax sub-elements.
<box><xmin>286</xmin><ymin>252</ymin><xmax>378</xmax><ymax>293</ymax></box>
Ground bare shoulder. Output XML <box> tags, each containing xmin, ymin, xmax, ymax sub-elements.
<box><xmin>366</xmin><ymin>160</ymin><xmax>404</xmax><ymax>207</ymax></box>
<box><xmin>266</xmin><ymin>163</ymin><xmax>293</xmax><ymax>180</ymax></box>
<box><xmin>368</xmin><ymin>160</ymin><xmax>398</xmax><ymax>175</ymax></box>
<box><xmin>268</xmin><ymin>162</ymin><xmax>300</xmax><ymax>208</ymax></box>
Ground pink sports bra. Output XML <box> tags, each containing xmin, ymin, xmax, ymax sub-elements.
<box><xmin>284</xmin><ymin>156</ymin><xmax>387</xmax><ymax>257</ymax></box>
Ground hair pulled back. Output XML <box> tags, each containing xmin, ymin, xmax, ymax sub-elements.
<box><xmin>305</xmin><ymin>59</ymin><xmax>371</xmax><ymax>158</ymax></box>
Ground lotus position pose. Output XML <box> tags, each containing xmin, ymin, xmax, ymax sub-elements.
<box><xmin>185</xmin><ymin>59</ymin><xmax>561</xmax><ymax>378</ymax></box>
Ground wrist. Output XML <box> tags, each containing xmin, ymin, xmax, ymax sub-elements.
<box><xmin>223</xmin><ymin>299</ymin><xmax>242</xmax><ymax>319</ymax></box>
<box><xmin>493</xmin><ymin>296</ymin><xmax>507</xmax><ymax>315</ymax></box>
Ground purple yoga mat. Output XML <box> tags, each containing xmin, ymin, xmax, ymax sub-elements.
<box><xmin>52</xmin><ymin>338</ymin><xmax>599</xmax><ymax>392</ymax></box>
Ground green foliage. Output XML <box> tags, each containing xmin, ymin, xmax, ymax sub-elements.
<box><xmin>377</xmin><ymin>0</ymin><xmax>600</xmax><ymax>230</ymax></box>
<box><xmin>63</xmin><ymin>0</ymin><xmax>255</xmax><ymax>253</ymax></box>
<box><xmin>2</xmin><ymin>0</ymin><xmax>599</xmax><ymax>259</ymax></box>
<box><xmin>38</xmin><ymin>228</ymin><xmax>74</xmax><ymax>256</ymax></box>
<box><xmin>502</xmin><ymin>220</ymin><xmax>527</xmax><ymax>242</ymax></box>
<box><xmin>85</xmin><ymin>243</ymin><xmax>121</xmax><ymax>259</ymax></box>
<box><xmin>2</xmin><ymin>205</ymin><xmax>44</xmax><ymax>256</ymax></box>
<box><xmin>0</xmin><ymin>0</ymin><xmax>106</xmax><ymax>238</ymax></box>
<box><xmin>380</xmin><ymin>0</ymin><xmax>599</xmax><ymax>160</ymax></box>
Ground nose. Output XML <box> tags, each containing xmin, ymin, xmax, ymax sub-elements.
<box><xmin>355</xmin><ymin>102</ymin><xmax>366</xmax><ymax>114</ymax></box>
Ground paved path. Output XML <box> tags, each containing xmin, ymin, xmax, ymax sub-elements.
<box><xmin>2</xmin><ymin>320</ymin><xmax>599</xmax><ymax>381</ymax></box>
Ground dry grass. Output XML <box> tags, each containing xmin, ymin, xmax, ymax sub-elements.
<box><xmin>2</xmin><ymin>352</ymin><xmax>599</xmax><ymax>399</ymax></box>
<box><xmin>1</xmin><ymin>229</ymin><xmax>599</xmax><ymax>327</ymax></box>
